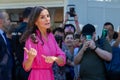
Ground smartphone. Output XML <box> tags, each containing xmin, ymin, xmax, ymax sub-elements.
<box><xmin>67</xmin><ymin>4</ymin><xmax>76</xmax><ymax>17</ymax></box>
<box><xmin>101</xmin><ymin>29</ymin><xmax>108</xmax><ymax>38</ymax></box>
<box><xmin>86</xmin><ymin>35</ymin><xmax>92</xmax><ymax>40</ymax></box>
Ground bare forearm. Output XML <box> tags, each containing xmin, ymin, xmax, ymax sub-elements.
<box><xmin>23</xmin><ymin>58</ymin><xmax>34</xmax><ymax>71</ymax></box>
<box><xmin>55</xmin><ymin>56</ymin><xmax>65</xmax><ymax>66</ymax></box>
<box><xmin>95</xmin><ymin>47</ymin><xmax>112</xmax><ymax>61</ymax></box>
<box><xmin>74</xmin><ymin>15</ymin><xmax>81</xmax><ymax>34</ymax></box>
<box><xmin>75</xmin><ymin>20</ymin><xmax>81</xmax><ymax>34</ymax></box>
<box><xmin>74</xmin><ymin>48</ymin><xmax>84</xmax><ymax>65</ymax></box>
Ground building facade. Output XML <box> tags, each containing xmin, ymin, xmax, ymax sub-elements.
<box><xmin>0</xmin><ymin>0</ymin><xmax>120</xmax><ymax>36</ymax></box>
<box><xmin>67</xmin><ymin>0</ymin><xmax>120</xmax><ymax>36</ymax></box>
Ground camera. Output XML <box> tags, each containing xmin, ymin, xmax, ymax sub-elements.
<box><xmin>67</xmin><ymin>4</ymin><xmax>76</xmax><ymax>17</ymax></box>
<box><xmin>86</xmin><ymin>35</ymin><xmax>92</xmax><ymax>40</ymax></box>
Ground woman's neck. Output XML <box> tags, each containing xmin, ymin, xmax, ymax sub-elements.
<box><xmin>68</xmin><ymin>46</ymin><xmax>74</xmax><ymax>54</ymax></box>
<box><xmin>39</xmin><ymin>28</ymin><xmax>48</xmax><ymax>41</ymax></box>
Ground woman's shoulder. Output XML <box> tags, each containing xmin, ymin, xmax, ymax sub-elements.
<box><xmin>25</xmin><ymin>36</ymin><xmax>36</xmax><ymax>45</ymax></box>
<box><xmin>48</xmin><ymin>33</ymin><xmax>55</xmax><ymax>40</ymax></box>
<box><xmin>49</xmin><ymin>32</ymin><xmax>54</xmax><ymax>37</ymax></box>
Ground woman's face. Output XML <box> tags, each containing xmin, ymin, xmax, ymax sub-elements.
<box><xmin>35</xmin><ymin>9</ymin><xmax>50</xmax><ymax>30</ymax></box>
<box><xmin>64</xmin><ymin>34</ymin><xmax>74</xmax><ymax>47</ymax></box>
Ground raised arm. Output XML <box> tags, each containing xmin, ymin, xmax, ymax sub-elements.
<box><xmin>74</xmin><ymin>14</ymin><xmax>81</xmax><ymax>34</ymax></box>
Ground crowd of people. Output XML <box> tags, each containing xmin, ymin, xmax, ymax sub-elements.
<box><xmin>0</xmin><ymin>6</ymin><xmax>120</xmax><ymax>80</ymax></box>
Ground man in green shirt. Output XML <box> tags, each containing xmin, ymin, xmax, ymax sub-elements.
<box><xmin>74</xmin><ymin>24</ymin><xmax>112</xmax><ymax>80</ymax></box>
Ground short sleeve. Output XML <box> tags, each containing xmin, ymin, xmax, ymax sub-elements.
<box><xmin>96</xmin><ymin>38</ymin><xmax>112</xmax><ymax>53</ymax></box>
<box><xmin>103</xmin><ymin>39</ymin><xmax>112</xmax><ymax>53</ymax></box>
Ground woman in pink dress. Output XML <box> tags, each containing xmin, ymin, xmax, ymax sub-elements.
<box><xmin>20</xmin><ymin>6</ymin><xmax>66</xmax><ymax>80</ymax></box>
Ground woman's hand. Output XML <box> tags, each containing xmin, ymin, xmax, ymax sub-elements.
<box><xmin>41</xmin><ymin>55</ymin><xmax>57</xmax><ymax>63</ymax></box>
<box><xmin>24</xmin><ymin>47</ymin><xmax>37</xmax><ymax>60</ymax></box>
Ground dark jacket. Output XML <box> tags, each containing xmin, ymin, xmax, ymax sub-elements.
<box><xmin>0</xmin><ymin>34</ymin><xmax>14</xmax><ymax>80</ymax></box>
<box><xmin>12</xmin><ymin>22</ymin><xmax>30</xmax><ymax>80</ymax></box>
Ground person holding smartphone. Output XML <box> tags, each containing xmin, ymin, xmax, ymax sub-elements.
<box><xmin>74</xmin><ymin>24</ymin><xmax>112</xmax><ymax>80</ymax></box>
<box><xmin>59</xmin><ymin>11</ymin><xmax>81</xmax><ymax>35</ymax></box>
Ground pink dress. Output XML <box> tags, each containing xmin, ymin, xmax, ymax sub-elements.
<box><xmin>23</xmin><ymin>32</ymin><xmax>66</xmax><ymax>80</ymax></box>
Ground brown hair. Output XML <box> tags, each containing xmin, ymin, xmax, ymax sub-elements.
<box><xmin>64</xmin><ymin>32</ymin><xmax>74</xmax><ymax>40</ymax></box>
<box><xmin>20</xmin><ymin>6</ymin><xmax>51</xmax><ymax>45</ymax></box>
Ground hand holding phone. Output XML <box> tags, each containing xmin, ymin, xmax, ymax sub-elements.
<box><xmin>101</xmin><ymin>29</ymin><xmax>108</xmax><ymax>38</ymax></box>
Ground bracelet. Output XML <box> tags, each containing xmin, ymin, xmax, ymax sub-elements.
<box><xmin>93</xmin><ymin>46</ymin><xmax>97</xmax><ymax>51</ymax></box>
